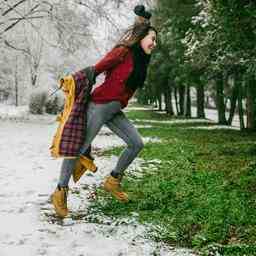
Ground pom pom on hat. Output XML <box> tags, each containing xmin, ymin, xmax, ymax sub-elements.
<box><xmin>134</xmin><ymin>5</ymin><xmax>145</xmax><ymax>15</ymax></box>
<box><xmin>134</xmin><ymin>5</ymin><xmax>152</xmax><ymax>20</ymax></box>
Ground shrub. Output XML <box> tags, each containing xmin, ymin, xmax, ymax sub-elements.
<box><xmin>29</xmin><ymin>90</ymin><xmax>47</xmax><ymax>114</ymax></box>
<box><xmin>45</xmin><ymin>95</ymin><xmax>63</xmax><ymax>114</ymax></box>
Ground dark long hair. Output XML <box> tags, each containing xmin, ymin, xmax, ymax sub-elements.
<box><xmin>115</xmin><ymin>22</ymin><xmax>157</xmax><ymax>90</ymax></box>
<box><xmin>117</xmin><ymin>22</ymin><xmax>157</xmax><ymax>48</ymax></box>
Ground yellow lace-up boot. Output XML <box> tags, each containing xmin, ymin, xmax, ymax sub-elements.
<box><xmin>103</xmin><ymin>175</ymin><xmax>129</xmax><ymax>202</ymax></box>
<box><xmin>72</xmin><ymin>160</ymin><xmax>86</xmax><ymax>183</ymax></box>
<box><xmin>79</xmin><ymin>155</ymin><xmax>97</xmax><ymax>171</ymax></box>
<box><xmin>51</xmin><ymin>186</ymin><xmax>69</xmax><ymax>218</ymax></box>
<box><xmin>72</xmin><ymin>158</ymin><xmax>97</xmax><ymax>183</ymax></box>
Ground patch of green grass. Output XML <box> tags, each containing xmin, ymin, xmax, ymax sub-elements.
<box><xmin>125</xmin><ymin>108</ymin><xmax>176</xmax><ymax>120</ymax></box>
<box><xmin>90</xmin><ymin>108</ymin><xmax>256</xmax><ymax>255</ymax></box>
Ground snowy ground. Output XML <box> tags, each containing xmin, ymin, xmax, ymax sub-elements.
<box><xmin>0</xmin><ymin>105</ymin><xmax>197</xmax><ymax>256</ymax></box>
<box><xmin>126</xmin><ymin>105</ymin><xmax>243</xmax><ymax>130</ymax></box>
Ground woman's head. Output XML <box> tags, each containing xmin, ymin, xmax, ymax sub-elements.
<box><xmin>116</xmin><ymin>5</ymin><xmax>157</xmax><ymax>90</ymax></box>
<box><xmin>119</xmin><ymin>23</ymin><xmax>157</xmax><ymax>90</ymax></box>
<box><xmin>140</xmin><ymin>27</ymin><xmax>157</xmax><ymax>54</ymax></box>
<box><xmin>117</xmin><ymin>23</ymin><xmax>157</xmax><ymax>54</ymax></box>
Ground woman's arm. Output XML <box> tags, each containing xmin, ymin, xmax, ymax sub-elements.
<box><xmin>94</xmin><ymin>46</ymin><xmax>129</xmax><ymax>75</ymax></box>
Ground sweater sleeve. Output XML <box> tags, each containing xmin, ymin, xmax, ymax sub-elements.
<box><xmin>94</xmin><ymin>46</ymin><xmax>129</xmax><ymax>75</ymax></box>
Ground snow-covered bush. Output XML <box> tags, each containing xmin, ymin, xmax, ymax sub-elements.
<box><xmin>45</xmin><ymin>95</ymin><xmax>63</xmax><ymax>115</ymax></box>
<box><xmin>29</xmin><ymin>90</ymin><xmax>47</xmax><ymax>114</ymax></box>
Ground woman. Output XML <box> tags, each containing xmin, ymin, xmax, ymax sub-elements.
<box><xmin>51</xmin><ymin>5</ymin><xmax>157</xmax><ymax>218</ymax></box>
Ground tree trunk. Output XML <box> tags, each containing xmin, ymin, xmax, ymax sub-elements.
<box><xmin>227</xmin><ymin>75</ymin><xmax>238</xmax><ymax>125</ymax></box>
<box><xmin>32</xmin><ymin>73</ymin><xmax>37</xmax><ymax>87</ymax></box>
<box><xmin>164</xmin><ymin>85</ymin><xmax>174</xmax><ymax>115</ymax></box>
<box><xmin>178</xmin><ymin>85</ymin><xmax>185</xmax><ymax>116</ymax></box>
<box><xmin>174</xmin><ymin>86</ymin><xmax>179</xmax><ymax>115</ymax></box>
<box><xmin>237</xmin><ymin>79</ymin><xmax>245</xmax><ymax>130</ymax></box>
<box><xmin>184</xmin><ymin>85</ymin><xmax>191</xmax><ymax>118</ymax></box>
<box><xmin>246</xmin><ymin>77</ymin><xmax>256</xmax><ymax>130</ymax></box>
<box><xmin>196</xmin><ymin>83</ymin><xmax>205</xmax><ymax>118</ymax></box>
<box><xmin>215</xmin><ymin>73</ymin><xmax>227</xmax><ymax>124</ymax></box>
<box><xmin>14</xmin><ymin>57</ymin><xmax>18</xmax><ymax>106</ymax></box>
<box><xmin>158</xmin><ymin>93</ymin><xmax>162</xmax><ymax>111</ymax></box>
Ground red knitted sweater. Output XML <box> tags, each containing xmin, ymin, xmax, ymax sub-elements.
<box><xmin>91</xmin><ymin>46</ymin><xmax>135</xmax><ymax>108</ymax></box>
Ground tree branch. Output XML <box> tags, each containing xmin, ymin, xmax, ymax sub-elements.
<box><xmin>75</xmin><ymin>0</ymin><xmax>120</xmax><ymax>31</ymax></box>
<box><xmin>4</xmin><ymin>39</ymin><xmax>32</xmax><ymax>56</ymax></box>
<box><xmin>0</xmin><ymin>15</ymin><xmax>47</xmax><ymax>26</ymax></box>
<box><xmin>8</xmin><ymin>15</ymin><xmax>47</xmax><ymax>21</ymax></box>
<box><xmin>2</xmin><ymin>18</ymin><xmax>22</xmax><ymax>34</ymax></box>
<box><xmin>2</xmin><ymin>0</ymin><xmax>28</xmax><ymax>16</ymax></box>
<box><xmin>0</xmin><ymin>3</ymin><xmax>40</xmax><ymax>35</ymax></box>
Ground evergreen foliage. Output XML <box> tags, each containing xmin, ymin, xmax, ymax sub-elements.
<box><xmin>141</xmin><ymin>0</ymin><xmax>256</xmax><ymax>130</ymax></box>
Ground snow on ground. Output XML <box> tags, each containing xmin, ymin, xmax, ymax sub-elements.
<box><xmin>191</xmin><ymin>106</ymin><xmax>245</xmax><ymax>128</ymax></box>
<box><xmin>124</xmin><ymin>107</ymin><xmax>154</xmax><ymax>111</ymax></box>
<box><xmin>132</xmin><ymin>118</ymin><xmax>214</xmax><ymax>124</ymax></box>
<box><xmin>0</xmin><ymin>104</ymin><xmax>29</xmax><ymax>120</ymax></box>
<box><xmin>0</xmin><ymin>103</ymin><xmax>243</xmax><ymax>129</ymax></box>
<box><xmin>186</xmin><ymin>125</ymin><xmax>240</xmax><ymax>131</ymax></box>
<box><xmin>0</xmin><ymin>107</ymin><xmax>196</xmax><ymax>256</ymax></box>
<box><xmin>125</xmin><ymin>103</ymin><xmax>242</xmax><ymax>129</ymax></box>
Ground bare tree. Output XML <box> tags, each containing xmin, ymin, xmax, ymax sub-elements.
<box><xmin>0</xmin><ymin>0</ymin><xmax>155</xmax><ymax>104</ymax></box>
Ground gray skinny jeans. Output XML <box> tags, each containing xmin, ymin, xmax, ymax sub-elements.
<box><xmin>58</xmin><ymin>101</ymin><xmax>144</xmax><ymax>187</ymax></box>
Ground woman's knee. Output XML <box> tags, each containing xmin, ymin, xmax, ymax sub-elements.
<box><xmin>133</xmin><ymin>138</ymin><xmax>144</xmax><ymax>152</ymax></box>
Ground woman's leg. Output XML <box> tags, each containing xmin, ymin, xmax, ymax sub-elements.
<box><xmin>106</xmin><ymin>111</ymin><xmax>144</xmax><ymax>179</ymax></box>
<box><xmin>58</xmin><ymin>158</ymin><xmax>77</xmax><ymax>187</ymax></box>
<box><xmin>57</xmin><ymin>101</ymin><xmax>122</xmax><ymax>187</ymax></box>
<box><xmin>79</xmin><ymin>101</ymin><xmax>122</xmax><ymax>155</ymax></box>
<box><xmin>52</xmin><ymin>158</ymin><xmax>76</xmax><ymax>218</ymax></box>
